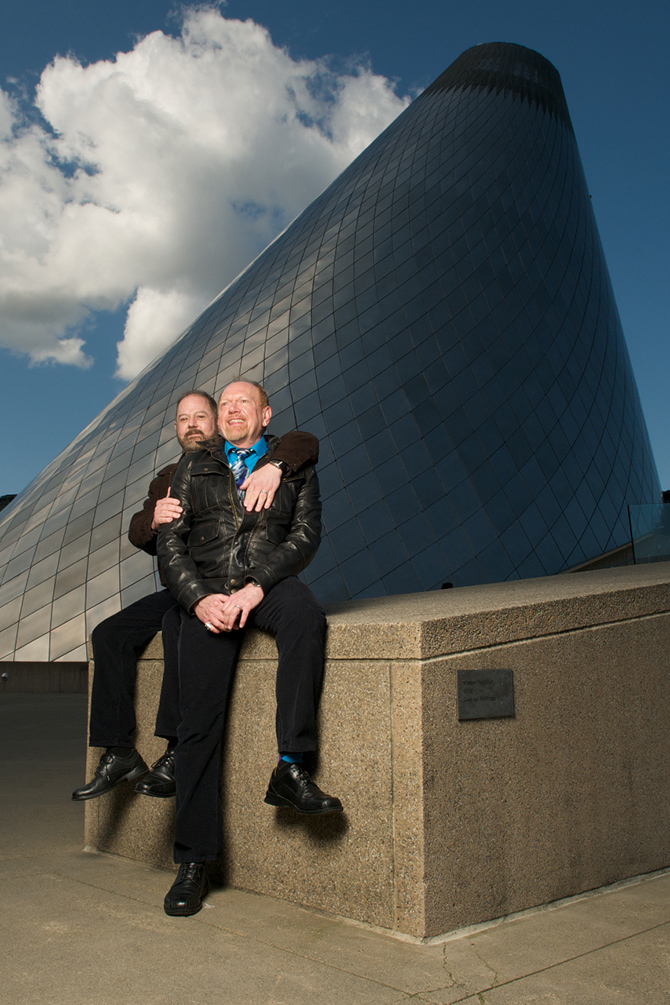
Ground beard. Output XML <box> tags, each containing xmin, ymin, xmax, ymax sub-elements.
<box><xmin>178</xmin><ymin>429</ymin><xmax>211</xmax><ymax>453</ymax></box>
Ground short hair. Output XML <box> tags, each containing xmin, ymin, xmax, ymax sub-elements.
<box><xmin>174</xmin><ymin>390</ymin><xmax>218</xmax><ymax>421</ymax></box>
<box><xmin>220</xmin><ymin>379</ymin><xmax>269</xmax><ymax>410</ymax></box>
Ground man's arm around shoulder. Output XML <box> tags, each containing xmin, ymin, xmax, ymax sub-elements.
<box><xmin>127</xmin><ymin>464</ymin><xmax>178</xmax><ymax>555</ymax></box>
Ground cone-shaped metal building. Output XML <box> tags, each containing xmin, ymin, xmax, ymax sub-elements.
<box><xmin>0</xmin><ymin>43</ymin><xmax>659</xmax><ymax>662</ymax></box>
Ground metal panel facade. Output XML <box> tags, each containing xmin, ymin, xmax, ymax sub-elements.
<box><xmin>0</xmin><ymin>43</ymin><xmax>659</xmax><ymax>661</ymax></box>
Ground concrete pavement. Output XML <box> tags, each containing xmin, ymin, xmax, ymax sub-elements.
<box><xmin>2</xmin><ymin>692</ymin><xmax>670</xmax><ymax>1004</ymax></box>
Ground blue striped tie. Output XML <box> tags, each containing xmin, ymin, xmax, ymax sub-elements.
<box><xmin>229</xmin><ymin>448</ymin><xmax>254</xmax><ymax>498</ymax></box>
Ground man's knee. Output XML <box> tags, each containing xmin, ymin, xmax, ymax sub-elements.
<box><xmin>273</xmin><ymin>579</ymin><xmax>326</xmax><ymax>638</ymax></box>
<box><xmin>161</xmin><ymin>603</ymin><xmax>181</xmax><ymax>641</ymax></box>
<box><xmin>91</xmin><ymin>610</ymin><xmax>124</xmax><ymax>649</ymax></box>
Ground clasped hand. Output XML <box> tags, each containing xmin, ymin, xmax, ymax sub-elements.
<box><xmin>193</xmin><ymin>583</ymin><xmax>264</xmax><ymax>633</ymax></box>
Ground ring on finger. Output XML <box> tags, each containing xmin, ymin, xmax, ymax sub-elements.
<box><xmin>205</xmin><ymin>622</ymin><xmax>214</xmax><ymax>631</ymax></box>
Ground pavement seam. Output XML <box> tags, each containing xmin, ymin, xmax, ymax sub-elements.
<box><xmin>30</xmin><ymin>864</ymin><xmax>442</xmax><ymax>998</ymax></box>
<box><xmin>423</xmin><ymin>869</ymin><xmax>670</xmax><ymax>944</ymax></box>
<box><xmin>429</xmin><ymin>917</ymin><xmax>670</xmax><ymax>1003</ymax></box>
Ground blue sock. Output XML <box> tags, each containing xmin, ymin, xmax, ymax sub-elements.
<box><xmin>279</xmin><ymin>753</ymin><xmax>303</xmax><ymax>764</ymax></box>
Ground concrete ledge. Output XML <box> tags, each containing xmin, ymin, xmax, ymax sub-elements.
<box><xmin>84</xmin><ymin>563</ymin><xmax>670</xmax><ymax>937</ymax></box>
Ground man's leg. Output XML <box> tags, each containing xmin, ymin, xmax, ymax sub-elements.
<box><xmin>88</xmin><ymin>589</ymin><xmax>177</xmax><ymax>746</ymax></box>
<box><xmin>134</xmin><ymin>601</ymin><xmax>182</xmax><ymax>798</ymax></box>
<box><xmin>164</xmin><ymin>610</ymin><xmax>243</xmax><ymax>917</ymax></box>
<box><xmin>73</xmin><ymin>589</ymin><xmax>177</xmax><ymax>802</ymax></box>
<box><xmin>251</xmin><ymin>577</ymin><xmax>342</xmax><ymax>815</ymax></box>
<box><xmin>173</xmin><ymin>609</ymin><xmax>243</xmax><ymax>863</ymax></box>
<box><xmin>165</xmin><ymin>584</ymin><xmax>339</xmax><ymax>918</ymax></box>
<box><xmin>154</xmin><ymin>601</ymin><xmax>181</xmax><ymax>740</ymax></box>
<box><xmin>252</xmin><ymin>576</ymin><xmax>326</xmax><ymax>753</ymax></box>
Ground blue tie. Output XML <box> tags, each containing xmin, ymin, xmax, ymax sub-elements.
<box><xmin>230</xmin><ymin>448</ymin><xmax>254</xmax><ymax>498</ymax></box>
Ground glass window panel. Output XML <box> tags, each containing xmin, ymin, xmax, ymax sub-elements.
<box><xmin>0</xmin><ymin>623</ymin><xmax>19</xmax><ymax>659</ymax></box>
<box><xmin>51</xmin><ymin>585</ymin><xmax>87</xmax><ymax>630</ymax></box>
<box><xmin>326</xmin><ymin>519</ymin><xmax>367</xmax><ymax>563</ymax></box>
<box><xmin>62</xmin><ymin>509</ymin><xmax>96</xmax><ymax>545</ymax></box>
<box><xmin>339</xmin><ymin>550</ymin><xmax>379</xmax><ymax>595</ymax></box>
<box><xmin>8</xmin><ymin>525</ymin><xmax>41</xmax><ymax>558</ymax></box>
<box><xmin>93</xmin><ymin>490</ymin><xmax>126</xmax><ymax>527</ymax></box>
<box><xmin>357</xmin><ymin>501</ymin><xmax>395</xmax><ymax>544</ymax></box>
<box><xmin>86</xmin><ymin>594</ymin><xmax>122</xmax><ymax>637</ymax></box>
<box><xmin>86</xmin><ymin>567</ymin><xmax>121</xmax><ymax>610</ymax></box>
<box><xmin>90</xmin><ymin>514</ymin><xmax>122</xmax><ymax>552</ymax></box>
<box><xmin>14</xmin><ymin>632</ymin><xmax>50</xmax><ymax>662</ymax></box>
<box><xmin>88</xmin><ymin>539</ymin><xmax>121</xmax><ymax>578</ymax></box>
<box><xmin>54</xmin><ymin>557</ymin><xmax>88</xmax><ymax>599</ymax></box>
<box><xmin>409</xmin><ymin>547</ymin><xmax>449</xmax><ymax>590</ymax></box>
<box><xmin>369</xmin><ymin>531</ymin><xmax>409</xmax><ymax>576</ymax></box>
<box><xmin>120</xmin><ymin>573</ymin><xmax>161</xmax><ymax>608</ymax></box>
<box><xmin>0</xmin><ymin>571</ymin><xmax>29</xmax><ymax>607</ymax></box>
<box><xmin>26</xmin><ymin>552</ymin><xmax>59</xmax><ymax>590</ymax></box>
<box><xmin>22</xmin><ymin>503</ymin><xmax>52</xmax><ymax>534</ymax></box>
<box><xmin>49</xmin><ymin>614</ymin><xmax>87</xmax><ymax>661</ymax></box>
<box><xmin>58</xmin><ymin>531</ymin><xmax>93</xmax><ymax>568</ymax></box>
<box><xmin>16</xmin><ymin>604</ymin><xmax>52</xmax><ymax>647</ymax></box>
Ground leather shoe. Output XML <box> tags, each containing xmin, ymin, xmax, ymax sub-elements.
<box><xmin>264</xmin><ymin>761</ymin><xmax>343</xmax><ymax>815</ymax></box>
<box><xmin>134</xmin><ymin>749</ymin><xmax>176</xmax><ymax>798</ymax></box>
<box><xmin>164</xmin><ymin>862</ymin><xmax>210</xmax><ymax>917</ymax></box>
<box><xmin>71</xmin><ymin>749</ymin><xmax>148</xmax><ymax>801</ymax></box>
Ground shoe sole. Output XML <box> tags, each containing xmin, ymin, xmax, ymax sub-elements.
<box><xmin>264</xmin><ymin>789</ymin><xmax>343</xmax><ymax>815</ymax></box>
<box><xmin>134</xmin><ymin>786</ymin><xmax>176</xmax><ymax>798</ymax></box>
<box><xmin>71</xmin><ymin>764</ymin><xmax>148</xmax><ymax>801</ymax></box>
<box><xmin>164</xmin><ymin>901</ymin><xmax>204</xmax><ymax>917</ymax></box>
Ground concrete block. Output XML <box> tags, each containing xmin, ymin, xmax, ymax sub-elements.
<box><xmin>84</xmin><ymin>563</ymin><xmax>670</xmax><ymax>937</ymax></box>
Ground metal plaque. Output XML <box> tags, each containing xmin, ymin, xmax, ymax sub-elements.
<box><xmin>457</xmin><ymin>668</ymin><xmax>515</xmax><ymax>720</ymax></box>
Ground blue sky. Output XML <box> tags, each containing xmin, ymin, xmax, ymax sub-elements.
<box><xmin>1</xmin><ymin>0</ymin><xmax>668</xmax><ymax>497</ymax></box>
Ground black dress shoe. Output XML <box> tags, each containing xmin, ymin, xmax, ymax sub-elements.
<box><xmin>71</xmin><ymin>749</ymin><xmax>148</xmax><ymax>801</ymax></box>
<box><xmin>164</xmin><ymin>862</ymin><xmax>210</xmax><ymax>917</ymax></box>
<box><xmin>134</xmin><ymin>749</ymin><xmax>176</xmax><ymax>798</ymax></box>
<box><xmin>264</xmin><ymin>761</ymin><xmax>343</xmax><ymax>815</ymax></box>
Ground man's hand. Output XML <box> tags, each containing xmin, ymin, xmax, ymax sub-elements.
<box><xmin>193</xmin><ymin>583</ymin><xmax>264</xmax><ymax>633</ymax></box>
<box><xmin>151</xmin><ymin>487</ymin><xmax>183</xmax><ymax>531</ymax></box>
<box><xmin>241</xmin><ymin>463</ymin><xmax>282</xmax><ymax>512</ymax></box>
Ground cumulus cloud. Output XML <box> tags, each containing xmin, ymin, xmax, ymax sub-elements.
<box><xmin>0</xmin><ymin>8</ymin><xmax>409</xmax><ymax>379</ymax></box>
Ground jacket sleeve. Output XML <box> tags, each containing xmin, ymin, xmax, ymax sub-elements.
<box><xmin>127</xmin><ymin>465</ymin><xmax>176</xmax><ymax>555</ymax></box>
<box><xmin>155</xmin><ymin>455</ymin><xmax>208</xmax><ymax>610</ymax></box>
<box><xmin>246</xmin><ymin>466</ymin><xmax>322</xmax><ymax>594</ymax></box>
<box><xmin>270</xmin><ymin>431</ymin><xmax>319</xmax><ymax>470</ymax></box>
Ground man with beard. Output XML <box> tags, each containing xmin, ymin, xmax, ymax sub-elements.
<box><xmin>157</xmin><ymin>380</ymin><xmax>342</xmax><ymax>917</ymax></box>
<box><xmin>72</xmin><ymin>390</ymin><xmax>318</xmax><ymax>802</ymax></box>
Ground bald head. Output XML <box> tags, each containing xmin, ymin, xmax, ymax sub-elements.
<box><xmin>218</xmin><ymin>381</ymin><xmax>272</xmax><ymax>447</ymax></box>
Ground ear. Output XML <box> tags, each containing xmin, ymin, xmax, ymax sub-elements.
<box><xmin>262</xmin><ymin>405</ymin><xmax>272</xmax><ymax>428</ymax></box>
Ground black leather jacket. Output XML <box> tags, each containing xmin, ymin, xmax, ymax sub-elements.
<box><xmin>156</xmin><ymin>435</ymin><xmax>321</xmax><ymax>611</ymax></box>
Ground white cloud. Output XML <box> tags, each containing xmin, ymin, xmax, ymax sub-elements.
<box><xmin>0</xmin><ymin>8</ymin><xmax>409</xmax><ymax>380</ymax></box>
<box><xmin>118</xmin><ymin>286</ymin><xmax>203</xmax><ymax>379</ymax></box>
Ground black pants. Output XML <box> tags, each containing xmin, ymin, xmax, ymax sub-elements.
<box><xmin>89</xmin><ymin>589</ymin><xmax>180</xmax><ymax>747</ymax></box>
<box><xmin>173</xmin><ymin>576</ymin><xmax>326</xmax><ymax>863</ymax></box>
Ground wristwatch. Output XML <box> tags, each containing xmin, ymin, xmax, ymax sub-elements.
<box><xmin>270</xmin><ymin>459</ymin><xmax>290</xmax><ymax>475</ymax></box>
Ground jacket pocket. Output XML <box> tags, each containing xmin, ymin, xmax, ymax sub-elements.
<box><xmin>188</xmin><ymin>520</ymin><xmax>219</xmax><ymax>548</ymax></box>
